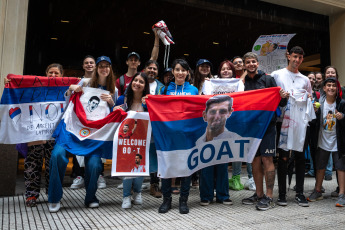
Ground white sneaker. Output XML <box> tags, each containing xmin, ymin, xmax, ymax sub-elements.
<box><xmin>70</xmin><ymin>176</ymin><xmax>84</xmax><ymax>189</ymax></box>
<box><xmin>122</xmin><ymin>196</ymin><xmax>132</xmax><ymax>209</ymax></box>
<box><xmin>48</xmin><ymin>203</ymin><xmax>60</xmax><ymax>213</ymax></box>
<box><xmin>244</xmin><ymin>177</ymin><xmax>256</xmax><ymax>191</ymax></box>
<box><xmin>133</xmin><ymin>192</ymin><xmax>143</xmax><ymax>205</ymax></box>
<box><xmin>97</xmin><ymin>175</ymin><xmax>106</xmax><ymax>189</ymax></box>
<box><xmin>117</xmin><ymin>183</ymin><xmax>123</xmax><ymax>189</ymax></box>
<box><xmin>141</xmin><ymin>183</ymin><xmax>149</xmax><ymax>189</ymax></box>
<box><xmin>88</xmin><ymin>202</ymin><xmax>99</xmax><ymax>208</ymax></box>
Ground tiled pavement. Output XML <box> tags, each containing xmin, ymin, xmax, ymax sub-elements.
<box><xmin>2</xmin><ymin>169</ymin><xmax>345</xmax><ymax>229</ymax></box>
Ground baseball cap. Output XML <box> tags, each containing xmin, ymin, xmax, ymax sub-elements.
<box><xmin>163</xmin><ymin>68</ymin><xmax>172</xmax><ymax>75</ymax></box>
<box><xmin>196</xmin><ymin>59</ymin><xmax>212</xmax><ymax>69</ymax></box>
<box><xmin>127</xmin><ymin>52</ymin><xmax>140</xmax><ymax>60</ymax></box>
<box><xmin>96</xmin><ymin>56</ymin><xmax>112</xmax><ymax>65</ymax></box>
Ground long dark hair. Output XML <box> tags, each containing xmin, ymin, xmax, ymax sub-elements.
<box><xmin>193</xmin><ymin>63</ymin><xmax>211</xmax><ymax>91</ymax></box>
<box><xmin>166</xmin><ymin>59</ymin><xmax>193</xmax><ymax>87</ymax></box>
<box><xmin>125</xmin><ymin>72</ymin><xmax>149</xmax><ymax>110</ymax></box>
<box><xmin>89</xmin><ymin>62</ymin><xmax>116</xmax><ymax>94</ymax></box>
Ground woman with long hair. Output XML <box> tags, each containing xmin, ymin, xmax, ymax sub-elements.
<box><xmin>193</xmin><ymin>59</ymin><xmax>213</xmax><ymax>94</ymax></box>
<box><xmin>158</xmin><ymin>59</ymin><xmax>198</xmax><ymax>214</ymax></box>
<box><xmin>218</xmin><ymin>60</ymin><xmax>236</xmax><ymax>79</ymax></box>
<box><xmin>114</xmin><ymin>72</ymin><xmax>150</xmax><ymax>209</ymax></box>
<box><xmin>48</xmin><ymin>56</ymin><xmax>116</xmax><ymax>212</ymax></box>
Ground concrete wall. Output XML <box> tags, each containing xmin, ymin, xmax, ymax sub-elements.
<box><xmin>0</xmin><ymin>0</ymin><xmax>28</xmax><ymax>97</ymax></box>
<box><xmin>0</xmin><ymin>0</ymin><xmax>28</xmax><ymax>196</ymax></box>
<box><xmin>330</xmin><ymin>12</ymin><xmax>345</xmax><ymax>85</ymax></box>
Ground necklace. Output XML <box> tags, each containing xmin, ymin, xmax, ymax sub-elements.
<box><xmin>287</xmin><ymin>69</ymin><xmax>297</xmax><ymax>83</ymax></box>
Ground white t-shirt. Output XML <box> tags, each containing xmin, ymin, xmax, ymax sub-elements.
<box><xmin>278</xmin><ymin>89</ymin><xmax>316</xmax><ymax>152</ymax></box>
<box><xmin>149</xmin><ymin>81</ymin><xmax>157</xmax><ymax>95</ymax></box>
<box><xmin>318</xmin><ymin>101</ymin><xmax>337</xmax><ymax>151</ymax></box>
<box><xmin>201</xmin><ymin>78</ymin><xmax>244</xmax><ymax>95</ymax></box>
<box><xmin>271</xmin><ymin>68</ymin><xmax>312</xmax><ymax>95</ymax></box>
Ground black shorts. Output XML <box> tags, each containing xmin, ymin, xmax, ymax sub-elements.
<box><xmin>255</xmin><ymin>123</ymin><xmax>276</xmax><ymax>157</ymax></box>
<box><xmin>316</xmin><ymin>147</ymin><xmax>345</xmax><ymax>171</ymax></box>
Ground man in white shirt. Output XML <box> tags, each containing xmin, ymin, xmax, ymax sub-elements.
<box><xmin>131</xmin><ymin>154</ymin><xmax>146</xmax><ymax>173</ymax></box>
<box><xmin>271</xmin><ymin>46</ymin><xmax>312</xmax><ymax>207</ymax></box>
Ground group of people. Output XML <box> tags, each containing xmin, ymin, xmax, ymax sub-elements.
<box><xmin>3</xmin><ymin>37</ymin><xmax>345</xmax><ymax>215</ymax></box>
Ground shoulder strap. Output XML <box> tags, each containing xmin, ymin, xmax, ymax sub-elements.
<box><xmin>163</xmin><ymin>85</ymin><xmax>168</xmax><ymax>95</ymax></box>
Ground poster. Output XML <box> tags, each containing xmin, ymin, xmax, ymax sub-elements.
<box><xmin>252</xmin><ymin>34</ymin><xmax>295</xmax><ymax>74</ymax></box>
<box><xmin>111</xmin><ymin>111</ymin><xmax>151</xmax><ymax>177</ymax></box>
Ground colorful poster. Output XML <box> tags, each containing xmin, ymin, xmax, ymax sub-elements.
<box><xmin>202</xmin><ymin>78</ymin><xmax>244</xmax><ymax>95</ymax></box>
<box><xmin>252</xmin><ymin>34</ymin><xmax>295</xmax><ymax>74</ymax></box>
<box><xmin>146</xmin><ymin>88</ymin><xmax>281</xmax><ymax>178</ymax></box>
<box><xmin>0</xmin><ymin>74</ymin><xmax>80</xmax><ymax>144</ymax></box>
<box><xmin>111</xmin><ymin>111</ymin><xmax>151</xmax><ymax>177</ymax></box>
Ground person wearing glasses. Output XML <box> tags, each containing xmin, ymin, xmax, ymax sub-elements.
<box><xmin>231</xmin><ymin>56</ymin><xmax>245</xmax><ymax>79</ymax></box>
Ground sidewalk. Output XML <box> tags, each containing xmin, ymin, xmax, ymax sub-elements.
<box><xmin>1</xmin><ymin>168</ymin><xmax>345</xmax><ymax>229</ymax></box>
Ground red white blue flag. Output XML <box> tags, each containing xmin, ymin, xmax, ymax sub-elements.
<box><xmin>146</xmin><ymin>87</ymin><xmax>281</xmax><ymax>178</ymax></box>
<box><xmin>0</xmin><ymin>74</ymin><xmax>79</xmax><ymax>144</ymax></box>
<box><xmin>53</xmin><ymin>91</ymin><xmax>128</xmax><ymax>159</ymax></box>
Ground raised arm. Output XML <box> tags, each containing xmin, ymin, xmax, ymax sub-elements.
<box><xmin>150</xmin><ymin>30</ymin><xmax>160</xmax><ymax>61</ymax></box>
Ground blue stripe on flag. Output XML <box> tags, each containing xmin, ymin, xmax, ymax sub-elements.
<box><xmin>152</xmin><ymin>110</ymin><xmax>274</xmax><ymax>151</ymax></box>
<box><xmin>53</xmin><ymin>120</ymin><xmax>113</xmax><ymax>159</ymax></box>
<box><xmin>1</xmin><ymin>86</ymin><xmax>69</xmax><ymax>104</ymax></box>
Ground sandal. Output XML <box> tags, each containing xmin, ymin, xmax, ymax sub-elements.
<box><xmin>26</xmin><ymin>197</ymin><xmax>37</xmax><ymax>207</ymax></box>
<box><xmin>171</xmin><ymin>187</ymin><xmax>180</xmax><ymax>195</ymax></box>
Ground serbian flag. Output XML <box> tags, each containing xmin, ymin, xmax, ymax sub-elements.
<box><xmin>53</xmin><ymin>92</ymin><xmax>127</xmax><ymax>159</ymax></box>
<box><xmin>146</xmin><ymin>87</ymin><xmax>281</xmax><ymax>178</ymax></box>
<box><xmin>0</xmin><ymin>74</ymin><xmax>79</xmax><ymax>144</ymax></box>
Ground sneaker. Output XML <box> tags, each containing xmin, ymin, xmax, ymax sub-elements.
<box><xmin>305</xmin><ymin>172</ymin><xmax>314</xmax><ymax>177</ymax></box>
<box><xmin>256</xmin><ymin>195</ymin><xmax>275</xmax><ymax>211</ymax></box>
<box><xmin>122</xmin><ymin>196</ymin><xmax>132</xmax><ymax>209</ymax></box>
<box><xmin>295</xmin><ymin>194</ymin><xmax>309</xmax><ymax>207</ymax></box>
<box><xmin>242</xmin><ymin>193</ymin><xmax>259</xmax><ymax>205</ymax></box>
<box><xmin>88</xmin><ymin>202</ymin><xmax>99</xmax><ymax>208</ymax></box>
<box><xmin>336</xmin><ymin>194</ymin><xmax>345</xmax><ymax>207</ymax></box>
<box><xmin>25</xmin><ymin>197</ymin><xmax>37</xmax><ymax>207</ymax></box>
<box><xmin>324</xmin><ymin>174</ymin><xmax>332</xmax><ymax>181</ymax></box>
<box><xmin>244</xmin><ymin>177</ymin><xmax>256</xmax><ymax>191</ymax></box>
<box><xmin>70</xmin><ymin>176</ymin><xmax>84</xmax><ymax>189</ymax></box>
<box><xmin>48</xmin><ymin>203</ymin><xmax>60</xmax><ymax>213</ymax></box>
<box><xmin>133</xmin><ymin>192</ymin><xmax>142</xmax><ymax>205</ymax></box>
<box><xmin>192</xmin><ymin>180</ymin><xmax>199</xmax><ymax>188</ymax></box>
<box><xmin>276</xmin><ymin>195</ymin><xmax>287</xmax><ymax>206</ymax></box>
<box><xmin>117</xmin><ymin>183</ymin><xmax>123</xmax><ymax>189</ymax></box>
<box><xmin>141</xmin><ymin>183</ymin><xmax>149</xmax><ymax>189</ymax></box>
<box><xmin>216</xmin><ymin>199</ymin><xmax>233</xmax><ymax>205</ymax></box>
<box><xmin>97</xmin><ymin>175</ymin><xmax>106</xmax><ymax>189</ymax></box>
<box><xmin>200</xmin><ymin>200</ymin><xmax>210</xmax><ymax>206</ymax></box>
<box><xmin>331</xmin><ymin>187</ymin><xmax>339</xmax><ymax>197</ymax></box>
<box><xmin>307</xmin><ymin>189</ymin><xmax>323</xmax><ymax>202</ymax></box>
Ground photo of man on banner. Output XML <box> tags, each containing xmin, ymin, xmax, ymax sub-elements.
<box><xmin>112</xmin><ymin>111</ymin><xmax>151</xmax><ymax>177</ymax></box>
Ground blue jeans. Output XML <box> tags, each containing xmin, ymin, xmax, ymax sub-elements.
<box><xmin>48</xmin><ymin>143</ymin><xmax>102</xmax><ymax>206</ymax></box>
<box><xmin>123</xmin><ymin>177</ymin><xmax>144</xmax><ymax>197</ymax></box>
<box><xmin>199</xmin><ymin>163</ymin><xmax>229</xmax><ymax>202</ymax></box>
<box><xmin>161</xmin><ymin>176</ymin><xmax>191</xmax><ymax>198</ymax></box>
<box><xmin>232</xmin><ymin>162</ymin><xmax>253</xmax><ymax>178</ymax></box>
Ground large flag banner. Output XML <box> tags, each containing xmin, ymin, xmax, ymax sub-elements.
<box><xmin>111</xmin><ymin>111</ymin><xmax>151</xmax><ymax>177</ymax></box>
<box><xmin>146</xmin><ymin>87</ymin><xmax>281</xmax><ymax>178</ymax></box>
<box><xmin>0</xmin><ymin>74</ymin><xmax>80</xmax><ymax>144</ymax></box>
<box><xmin>53</xmin><ymin>89</ymin><xmax>128</xmax><ymax>159</ymax></box>
<box><xmin>252</xmin><ymin>34</ymin><xmax>295</xmax><ymax>74</ymax></box>
<box><xmin>202</xmin><ymin>78</ymin><xmax>244</xmax><ymax>95</ymax></box>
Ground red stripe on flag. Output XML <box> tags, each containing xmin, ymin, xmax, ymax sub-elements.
<box><xmin>72</xmin><ymin>92</ymin><xmax>127</xmax><ymax>129</ymax></box>
<box><xmin>5</xmin><ymin>74</ymin><xmax>80</xmax><ymax>89</ymax></box>
<box><xmin>146</xmin><ymin>87</ymin><xmax>281</xmax><ymax>122</ymax></box>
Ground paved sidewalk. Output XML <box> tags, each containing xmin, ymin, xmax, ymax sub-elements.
<box><xmin>1</xmin><ymin>171</ymin><xmax>345</xmax><ymax>229</ymax></box>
